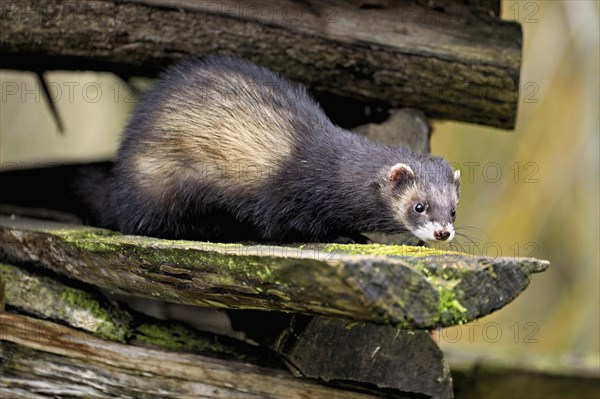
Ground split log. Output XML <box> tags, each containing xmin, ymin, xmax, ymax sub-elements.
<box><xmin>0</xmin><ymin>0</ymin><xmax>522</xmax><ymax>128</ymax></box>
<box><xmin>0</xmin><ymin>262</ymin><xmax>281</xmax><ymax>368</ymax></box>
<box><xmin>0</xmin><ymin>312</ymin><xmax>377</xmax><ymax>399</ymax></box>
<box><xmin>278</xmin><ymin>316</ymin><xmax>454</xmax><ymax>399</ymax></box>
<box><xmin>0</xmin><ymin>263</ymin><xmax>131</xmax><ymax>343</ymax></box>
<box><xmin>0</xmin><ymin>215</ymin><xmax>549</xmax><ymax>329</ymax></box>
<box><xmin>0</xmin><ymin>261</ymin><xmax>451</xmax><ymax>397</ymax></box>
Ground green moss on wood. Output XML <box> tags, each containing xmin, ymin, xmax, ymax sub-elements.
<box><xmin>136</xmin><ymin>323</ymin><xmax>217</xmax><ymax>352</ymax></box>
<box><xmin>0</xmin><ymin>263</ymin><xmax>131</xmax><ymax>342</ymax></box>
<box><xmin>436</xmin><ymin>286</ymin><xmax>468</xmax><ymax>325</ymax></box>
<box><xmin>0</xmin><ymin>216</ymin><xmax>550</xmax><ymax>329</ymax></box>
<box><xmin>0</xmin><ymin>263</ymin><xmax>281</xmax><ymax>365</ymax></box>
<box><xmin>58</xmin><ymin>288</ymin><xmax>131</xmax><ymax>342</ymax></box>
<box><xmin>134</xmin><ymin>322</ymin><xmax>280</xmax><ymax>365</ymax></box>
<box><xmin>318</xmin><ymin>245</ymin><xmax>473</xmax><ymax>326</ymax></box>
<box><xmin>136</xmin><ymin>323</ymin><xmax>243</xmax><ymax>357</ymax></box>
<box><xmin>317</xmin><ymin>243</ymin><xmax>460</xmax><ymax>258</ymax></box>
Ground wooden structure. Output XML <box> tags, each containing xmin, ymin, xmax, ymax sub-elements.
<box><xmin>0</xmin><ymin>0</ymin><xmax>521</xmax><ymax>128</ymax></box>
<box><xmin>0</xmin><ymin>217</ymin><xmax>548</xmax><ymax>398</ymax></box>
<box><xmin>0</xmin><ymin>1</ymin><xmax>562</xmax><ymax>398</ymax></box>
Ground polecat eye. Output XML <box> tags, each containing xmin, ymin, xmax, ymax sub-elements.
<box><xmin>451</xmin><ymin>208</ymin><xmax>456</xmax><ymax>218</ymax></box>
<box><xmin>414</xmin><ymin>203</ymin><xmax>425</xmax><ymax>213</ymax></box>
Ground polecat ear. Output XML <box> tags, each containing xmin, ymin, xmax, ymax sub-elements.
<box><xmin>389</xmin><ymin>163</ymin><xmax>415</xmax><ymax>187</ymax></box>
<box><xmin>453</xmin><ymin>169</ymin><xmax>461</xmax><ymax>197</ymax></box>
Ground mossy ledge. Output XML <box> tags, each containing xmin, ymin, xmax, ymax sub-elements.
<box><xmin>0</xmin><ymin>216</ymin><xmax>549</xmax><ymax>329</ymax></box>
<box><xmin>0</xmin><ymin>262</ymin><xmax>284</xmax><ymax>366</ymax></box>
<box><xmin>0</xmin><ymin>263</ymin><xmax>131</xmax><ymax>342</ymax></box>
<box><xmin>0</xmin><ymin>312</ymin><xmax>376</xmax><ymax>399</ymax></box>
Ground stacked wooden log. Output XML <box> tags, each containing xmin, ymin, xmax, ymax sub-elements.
<box><xmin>0</xmin><ymin>1</ymin><xmax>549</xmax><ymax>398</ymax></box>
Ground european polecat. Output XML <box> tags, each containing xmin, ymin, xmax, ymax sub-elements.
<box><xmin>82</xmin><ymin>56</ymin><xmax>460</xmax><ymax>243</ymax></box>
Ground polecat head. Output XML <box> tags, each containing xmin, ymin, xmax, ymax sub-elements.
<box><xmin>385</xmin><ymin>159</ymin><xmax>460</xmax><ymax>242</ymax></box>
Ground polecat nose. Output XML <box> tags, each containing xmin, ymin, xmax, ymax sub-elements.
<box><xmin>434</xmin><ymin>230</ymin><xmax>450</xmax><ymax>241</ymax></box>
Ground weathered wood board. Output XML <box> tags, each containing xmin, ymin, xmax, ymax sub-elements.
<box><xmin>0</xmin><ymin>261</ymin><xmax>451</xmax><ymax>397</ymax></box>
<box><xmin>0</xmin><ymin>0</ymin><xmax>522</xmax><ymax>128</ymax></box>
<box><xmin>0</xmin><ymin>215</ymin><xmax>548</xmax><ymax>329</ymax></box>
<box><xmin>0</xmin><ymin>312</ymin><xmax>378</xmax><ymax>399</ymax></box>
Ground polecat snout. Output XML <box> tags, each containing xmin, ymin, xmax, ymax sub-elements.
<box><xmin>82</xmin><ymin>56</ymin><xmax>460</xmax><ymax>243</ymax></box>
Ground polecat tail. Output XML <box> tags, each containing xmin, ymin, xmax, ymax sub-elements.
<box><xmin>74</xmin><ymin>164</ymin><xmax>117</xmax><ymax>229</ymax></box>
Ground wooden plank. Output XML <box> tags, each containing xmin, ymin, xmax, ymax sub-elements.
<box><xmin>278</xmin><ymin>316</ymin><xmax>454</xmax><ymax>399</ymax></box>
<box><xmin>0</xmin><ymin>262</ymin><xmax>454</xmax><ymax>397</ymax></box>
<box><xmin>0</xmin><ymin>0</ymin><xmax>522</xmax><ymax>128</ymax></box>
<box><xmin>0</xmin><ymin>313</ymin><xmax>377</xmax><ymax>399</ymax></box>
<box><xmin>0</xmin><ymin>215</ymin><xmax>549</xmax><ymax>329</ymax></box>
<box><xmin>0</xmin><ymin>262</ymin><xmax>286</xmax><ymax>367</ymax></box>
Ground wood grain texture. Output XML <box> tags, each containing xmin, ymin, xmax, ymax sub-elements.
<box><xmin>0</xmin><ymin>0</ymin><xmax>521</xmax><ymax>128</ymax></box>
<box><xmin>0</xmin><ymin>313</ymin><xmax>377</xmax><ymax>399</ymax></box>
<box><xmin>0</xmin><ymin>262</ymin><xmax>452</xmax><ymax>397</ymax></box>
<box><xmin>279</xmin><ymin>316</ymin><xmax>454</xmax><ymax>399</ymax></box>
<box><xmin>0</xmin><ymin>215</ymin><xmax>548</xmax><ymax>329</ymax></box>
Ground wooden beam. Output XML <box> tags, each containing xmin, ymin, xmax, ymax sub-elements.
<box><xmin>278</xmin><ymin>316</ymin><xmax>454</xmax><ymax>399</ymax></box>
<box><xmin>0</xmin><ymin>0</ymin><xmax>522</xmax><ymax>128</ymax></box>
<box><xmin>0</xmin><ymin>262</ymin><xmax>285</xmax><ymax>366</ymax></box>
<box><xmin>0</xmin><ymin>215</ymin><xmax>548</xmax><ymax>329</ymax></box>
<box><xmin>0</xmin><ymin>261</ymin><xmax>453</xmax><ymax>397</ymax></box>
<box><xmin>0</xmin><ymin>312</ymin><xmax>377</xmax><ymax>399</ymax></box>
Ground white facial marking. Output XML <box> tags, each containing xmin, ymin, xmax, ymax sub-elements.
<box><xmin>412</xmin><ymin>221</ymin><xmax>455</xmax><ymax>242</ymax></box>
<box><xmin>447</xmin><ymin>225</ymin><xmax>455</xmax><ymax>241</ymax></box>
<box><xmin>413</xmin><ymin>221</ymin><xmax>442</xmax><ymax>242</ymax></box>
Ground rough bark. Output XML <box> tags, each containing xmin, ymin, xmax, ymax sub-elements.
<box><xmin>278</xmin><ymin>316</ymin><xmax>454</xmax><ymax>399</ymax></box>
<box><xmin>0</xmin><ymin>262</ymin><xmax>282</xmax><ymax>368</ymax></box>
<box><xmin>0</xmin><ymin>0</ymin><xmax>521</xmax><ymax>128</ymax></box>
<box><xmin>0</xmin><ymin>313</ymin><xmax>378</xmax><ymax>399</ymax></box>
<box><xmin>0</xmin><ymin>263</ymin><xmax>131</xmax><ymax>342</ymax></box>
<box><xmin>0</xmin><ymin>215</ymin><xmax>549</xmax><ymax>329</ymax></box>
<box><xmin>1</xmin><ymin>262</ymin><xmax>452</xmax><ymax>397</ymax></box>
